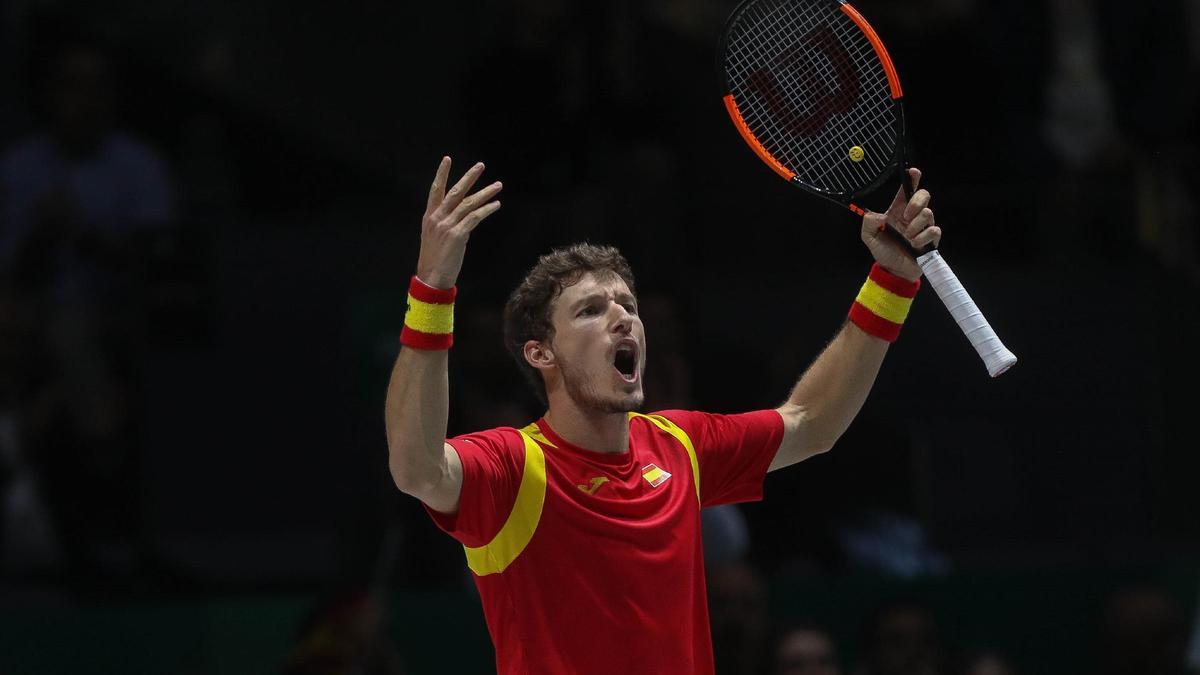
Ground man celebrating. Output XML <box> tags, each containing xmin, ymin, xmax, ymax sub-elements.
<box><xmin>385</xmin><ymin>157</ymin><xmax>940</xmax><ymax>674</ymax></box>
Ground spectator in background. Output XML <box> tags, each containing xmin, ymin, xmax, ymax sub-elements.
<box><xmin>856</xmin><ymin>600</ymin><xmax>943</xmax><ymax>675</ymax></box>
<box><xmin>1189</xmin><ymin>581</ymin><xmax>1200</xmax><ymax>672</ymax></box>
<box><xmin>835</xmin><ymin>510</ymin><xmax>949</xmax><ymax>580</ymax></box>
<box><xmin>0</xmin><ymin>287</ymin><xmax>59</xmax><ymax>574</ymax></box>
<box><xmin>708</xmin><ymin>561</ymin><xmax>771</xmax><ymax>675</ymax></box>
<box><xmin>773</xmin><ymin>623</ymin><xmax>842</xmax><ymax>675</ymax></box>
<box><xmin>279</xmin><ymin>587</ymin><xmax>405</xmax><ymax>675</ymax></box>
<box><xmin>1100</xmin><ymin>587</ymin><xmax>1194</xmax><ymax>675</ymax></box>
<box><xmin>1</xmin><ymin>38</ymin><xmax>175</xmax><ymax>281</ymax></box>
<box><xmin>951</xmin><ymin>651</ymin><xmax>1017</xmax><ymax>675</ymax></box>
<box><xmin>0</xmin><ymin>36</ymin><xmax>176</xmax><ymax>587</ymax></box>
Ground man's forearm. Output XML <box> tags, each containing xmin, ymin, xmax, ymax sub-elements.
<box><xmin>383</xmin><ymin>156</ymin><xmax>501</xmax><ymax>511</ymax></box>
<box><xmin>771</xmin><ymin>321</ymin><xmax>888</xmax><ymax>470</ymax></box>
<box><xmin>384</xmin><ymin>346</ymin><xmax>451</xmax><ymax>495</ymax></box>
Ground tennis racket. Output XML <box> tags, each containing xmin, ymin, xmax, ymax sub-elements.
<box><xmin>719</xmin><ymin>0</ymin><xmax>1017</xmax><ymax>377</ymax></box>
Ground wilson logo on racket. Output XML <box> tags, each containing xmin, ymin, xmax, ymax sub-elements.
<box><xmin>745</xmin><ymin>25</ymin><xmax>861</xmax><ymax>138</ymax></box>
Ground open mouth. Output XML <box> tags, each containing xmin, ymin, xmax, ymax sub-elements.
<box><xmin>613</xmin><ymin>342</ymin><xmax>638</xmax><ymax>383</ymax></box>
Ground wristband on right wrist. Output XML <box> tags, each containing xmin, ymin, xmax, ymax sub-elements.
<box><xmin>400</xmin><ymin>276</ymin><xmax>457</xmax><ymax>350</ymax></box>
<box><xmin>848</xmin><ymin>263</ymin><xmax>920</xmax><ymax>342</ymax></box>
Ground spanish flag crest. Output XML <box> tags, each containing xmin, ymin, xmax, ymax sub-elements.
<box><xmin>641</xmin><ymin>463</ymin><xmax>671</xmax><ymax>488</ymax></box>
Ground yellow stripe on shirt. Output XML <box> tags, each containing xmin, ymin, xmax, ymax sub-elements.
<box><xmin>630</xmin><ymin>413</ymin><xmax>700</xmax><ymax>502</ymax></box>
<box><xmin>463</xmin><ymin>430</ymin><xmax>546</xmax><ymax>576</ymax></box>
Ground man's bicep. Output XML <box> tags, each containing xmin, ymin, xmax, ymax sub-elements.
<box><xmin>413</xmin><ymin>442</ymin><xmax>464</xmax><ymax>515</ymax></box>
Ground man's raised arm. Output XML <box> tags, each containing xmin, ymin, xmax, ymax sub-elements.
<box><xmin>385</xmin><ymin>157</ymin><xmax>502</xmax><ymax>513</ymax></box>
<box><xmin>771</xmin><ymin>168</ymin><xmax>941</xmax><ymax>472</ymax></box>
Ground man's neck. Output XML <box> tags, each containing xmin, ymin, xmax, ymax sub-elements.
<box><xmin>543</xmin><ymin>400</ymin><xmax>629</xmax><ymax>455</ymax></box>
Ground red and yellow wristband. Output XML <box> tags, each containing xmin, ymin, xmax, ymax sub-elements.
<box><xmin>400</xmin><ymin>276</ymin><xmax>456</xmax><ymax>350</ymax></box>
<box><xmin>848</xmin><ymin>263</ymin><xmax>920</xmax><ymax>342</ymax></box>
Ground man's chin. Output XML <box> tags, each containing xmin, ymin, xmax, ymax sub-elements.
<box><xmin>576</xmin><ymin>390</ymin><xmax>643</xmax><ymax>414</ymax></box>
<box><xmin>611</xmin><ymin>392</ymin><xmax>645</xmax><ymax>413</ymax></box>
<box><xmin>561</xmin><ymin>368</ymin><xmax>643</xmax><ymax>414</ymax></box>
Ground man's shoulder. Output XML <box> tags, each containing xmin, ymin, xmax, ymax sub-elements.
<box><xmin>641</xmin><ymin>409</ymin><xmax>700</xmax><ymax>418</ymax></box>
<box><xmin>448</xmin><ymin>425</ymin><xmax>528</xmax><ymax>454</ymax></box>
<box><xmin>630</xmin><ymin>410</ymin><xmax>707</xmax><ymax>445</ymax></box>
<box><xmin>634</xmin><ymin>409</ymin><xmax>782</xmax><ymax>444</ymax></box>
<box><xmin>634</xmin><ymin>409</ymin><xmax>706</xmax><ymax>431</ymax></box>
<box><xmin>446</xmin><ymin>426</ymin><xmax>534</xmax><ymax>484</ymax></box>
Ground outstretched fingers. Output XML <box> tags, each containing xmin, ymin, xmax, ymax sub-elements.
<box><xmin>421</xmin><ymin>157</ymin><xmax>502</xmax><ymax>236</ymax></box>
<box><xmin>449</xmin><ymin>181</ymin><xmax>503</xmax><ymax>224</ymax></box>
<box><xmin>435</xmin><ymin>162</ymin><xmax>487</xmax><ymax>219</ymax></box>
<box><xmin>426</xmin><ymin>156</ymin><xmax>452</xmax><ymax>214</ymax></box>
<box><xmin>459</xmin><ymin>200</ymin><xmax>502</xmax><ymax>233</ymax></box>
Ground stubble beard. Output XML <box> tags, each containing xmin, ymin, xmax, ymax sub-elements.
<box><xmin>560</xmin><ymin>357</ymin><xmax>643</xmax><ymax>414</ymax></box>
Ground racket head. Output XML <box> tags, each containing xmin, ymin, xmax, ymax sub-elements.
<box><xmin>719</xmin><ymin>0</ymin><xmax>907</xmax><ymax>214</ymax></box>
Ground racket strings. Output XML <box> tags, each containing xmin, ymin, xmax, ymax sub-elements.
<box><xmin>724</xmin><ymin>0</ymin><xmax>899</xmax><ymax>195</ymax></box>
<box><xmin>727</xmin><ymin>2</ymin><xmax>891</xmax><ymax>175</ymax></box>
<box><xmin>731</xmin><ymin>8</ymin><xmax>892</xmax><ymax>187</ymax></box>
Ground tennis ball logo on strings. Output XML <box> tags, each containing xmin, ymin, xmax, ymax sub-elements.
<box><xmin>848</xmin><ymin>146</ymin><xmax>865</xmax><ymax>162</ymax></box>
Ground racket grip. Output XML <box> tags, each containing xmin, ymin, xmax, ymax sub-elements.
<box><xmin>916</xmin><ymin>250</ymin><xmax>1017</xmax><ymax>377</ymax></box>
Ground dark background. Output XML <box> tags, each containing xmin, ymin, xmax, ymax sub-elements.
<box><xmin>0</xmin><ymin>0</ymin><xmax>1198</xmax><ymax>674</ymax></box>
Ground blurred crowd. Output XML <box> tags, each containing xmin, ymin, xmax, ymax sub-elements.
<box><xmin>704</xmin><ymin>563</ymin><xmax>1199</xmax><ymax>675</ymax></box>
<box><xmin>0</xmin><ymin>0</ymin><xmax>1198</xmax><ymax>673</ymax></box>
<box><xmin>271</xmin><ymin>563</ymin><xmax>1199</xmax><ymax>675</ymax></box>
<box><xmin>0</xmin><ymin>32</ymin><xmax>177</xmax><ymax>585</ymax></box>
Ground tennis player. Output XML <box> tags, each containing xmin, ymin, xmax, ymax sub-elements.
<box><xmin>385</xmin><ymin>156</ymin><xmax>940</xmax><ymax>674</ymax></box>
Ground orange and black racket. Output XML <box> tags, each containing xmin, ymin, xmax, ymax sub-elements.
<box><xmin>719</xmin><ymin>0</ymin><xmax>1017</xmax><ymax>377</ymax></box>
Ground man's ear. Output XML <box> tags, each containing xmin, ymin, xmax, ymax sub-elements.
<box><xmin>524</xmin><ymin>339</ymin><xmax>555</xmax><ymax>371</ymax></box>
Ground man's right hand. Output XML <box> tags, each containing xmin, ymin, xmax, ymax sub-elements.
<box><xmin>416</xmin><ymin>157</ymin><xmax>502</xmax><ymax>289</ymax></box>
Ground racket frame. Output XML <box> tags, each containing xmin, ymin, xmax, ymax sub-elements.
<box><xmin>717</xmin><ymin>0</ymin><xmax>1018</xmax><ymax>377</ymax></box>
<box><xmin>718</xmin><ymin>0</ymin><xmax>911</xmax><ymax>217</ymax></box>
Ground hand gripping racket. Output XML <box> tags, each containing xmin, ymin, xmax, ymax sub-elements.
<box><xmin>719</xmin><ymin>0</ymin><xmax>1017</xmax><ymax>377</ymax></box>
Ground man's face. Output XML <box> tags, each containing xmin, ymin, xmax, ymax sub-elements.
<box><xmin>872</xmin><ymin>609</ymin><xmax>938</xmax><ymax>675</ymax></box>
<box><xmin>541</xmin><ymin>272</ymin><xmax>645</xmax><ymax>413</ymax></box>
<box><xmin>775</xmin><ymin>629</ymin><xmax>840</xmax><ymax>675</ymax></box>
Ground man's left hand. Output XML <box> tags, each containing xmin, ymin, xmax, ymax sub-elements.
<box><xmin>860</xmin><ymin>167</ymin><xmax>942</xmax><ymax>282</ymax></box>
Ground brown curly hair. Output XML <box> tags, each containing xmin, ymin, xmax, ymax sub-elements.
<box><xmin>503</xmin><ymin>243</ymin><xmax>637</xmax><ymax>406</ymax></box>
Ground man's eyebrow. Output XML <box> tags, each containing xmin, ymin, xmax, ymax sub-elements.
<box><xmin>569</xmin><ymin>291</ymin><xmax>635</xmax><ymax>311</ymax></box>
<box><xmin>570</xmin><ymin>293</ymin><xmax>604</xmax><ymax>311</ymax></box>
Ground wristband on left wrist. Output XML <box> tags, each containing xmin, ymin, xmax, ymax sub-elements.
<box><xmin>401</xmin><ymin>276</ymin><xmax>457</xmax><ymax>350</ymax></box>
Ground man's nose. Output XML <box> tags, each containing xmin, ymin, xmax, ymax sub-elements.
<box><xmin>610</xmin><ymin>305</ymin><xmax>633</xmax><ymax>334</ymax></box>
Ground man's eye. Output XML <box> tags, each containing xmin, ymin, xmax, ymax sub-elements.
<box><xmin>579</xmin><ymin>306</ymin><xmax>598</xmax><ymax>317</ymax></box>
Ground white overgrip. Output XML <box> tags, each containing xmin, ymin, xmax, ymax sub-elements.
<box><xmin>916</xmin><ymin>250</ymin><xmax>1017</xmax><ymax>377</ymax></box>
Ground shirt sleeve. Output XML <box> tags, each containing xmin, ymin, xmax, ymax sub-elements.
<box><xmin>423</xmin><ymin>427</ymin><xmax>525</xmax><ymax>548</ymax></box>
<box><xmin>657</xmin><ymin>409</ymin><xmax>784</xmax><ymax>507</ymax></box>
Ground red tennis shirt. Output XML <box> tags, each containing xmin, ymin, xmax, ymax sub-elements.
<box><xmin>425</xmin><ymin>409</ymin><xmax>784</xmax><ymax>674</ymax></box>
